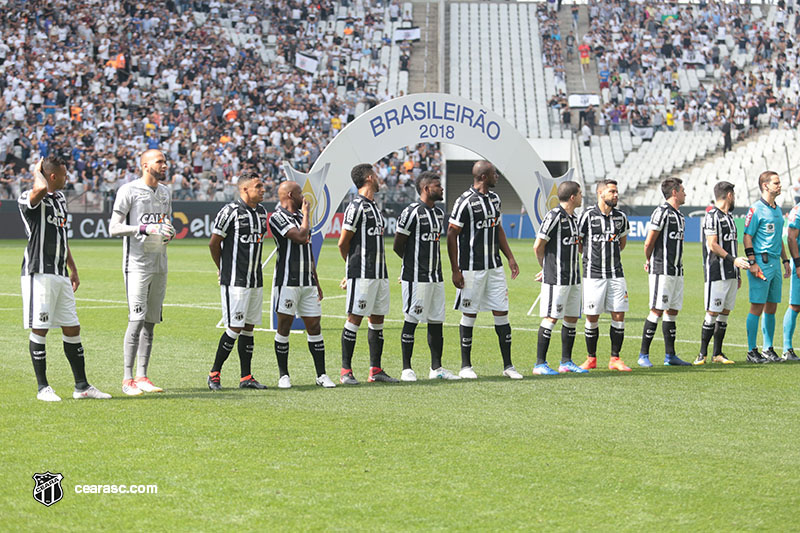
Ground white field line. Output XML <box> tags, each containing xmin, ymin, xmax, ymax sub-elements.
<box><xmin>0</xmin><ymin>292</ymin><xmax>748</xmax><ymax>348</ymax></box>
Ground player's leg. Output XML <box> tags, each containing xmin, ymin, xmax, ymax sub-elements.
<box><xmin>698</xmin><ymin>280</ymin><xmax>722</xmax><ymax>365</ymax></box>
<box><xmin>340</xmin><ymin>279</ymin><xmax>365</xmax><ymax>383</ymax></box>
<box><xmin>556</xmin><ymin>284</ymin><xmax>585</xmax><ymax>374</ymax></box>
<box><xmin>487</xmin><ymin>267</ymin><xmax>519</xmax><ymax>378</ymax></box>
<box><xmin>208</xmin><ymin>285</ymin><xmax>245</xmax><ymax>390</ymax></box>
<box><xmin>761</xmin><ymin>263</ymin><xmax>783</xmax><ymax>362</ymax></box>
<box><xmin>535</xmin><ymin>284</ymin><xmax>563</xmax><ymax>375</ymax></box>
<box><xmin>454</xmin><ymin>270</ymin><xmax>482</xmax><ymax>375</ymax></box>
<box><xmin>23</xmin><ymin>273</ymin><xmax>55</xmax><ymax>398</ymax></box>
<box><xmin>275</xmin><ymin>311</ymin><xmax>295</xmax><ymax>388</ymax></box>
<box><xmin>367</xmin><ymin>279</ymin><xmax>396</xmax><ymax>383</ymax></box>
<box><xmin>400</xmin><ymin>280</ymin><xmax>419</xmax><ymax>380</ymax></box>
<box><xmin>122</xmin><ymin>271</ymin><xmax>147</xmax><ymax>395</ymax></box>
<box><xmin>639</xmin><ymin>274</ymin><xmax>665</xmax><ymax>366</ymax></box>
<box><xmin>606</xmin><ymin>277</ymin><xmax>630</xmax><ymax>370</ymax></box>
<box><xmin>236</xmin><ymin>286</ymin><xmax>265</xmax><ymax>389</ymax></box>
<box><xmin>427</xmin><ymin>282</ymin><xmax>457</xmax><ymax>380</ymax></box>
<box><xmin>581</xmin><ymin>277</ymin><xmax>605</xmax><ymax>368</ymax></box>
<box><xmin>134</xmin><ymin>272</ymin><xmax>167</xmax><ymax>391</ymax></box>
<box><xmin>300</xmin><ymin>315</ymin><xmax>334</xmax><ymax>388</ymax></box>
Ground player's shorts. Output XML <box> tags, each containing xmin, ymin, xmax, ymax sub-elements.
<box><xmin>401</xmin><ymin>280</ymin><xmax>446</xmax><ymax>323</ymax></box>
<box><xmin>582</xmin><ymin>277</ymin><xmax>629</xmax><ymax>315</ymax></box>
<box><xmin>21</xmin><ymin>273</ymin><xmax>79</xmax><ymax>329</ymax></box>
<box><xmin>221</xmin><ymin>285</ymin><xmax>263</xmax><ymax>327</ymax></box>
<box><xmin>649</xmin><ymin>274</ymin><xmax>684</xmax><ymax>311</ymax></box>
<box><xmin>454</xmin><ymin>267</ymin><xmax>509</xmax><ymax>313</ymax></box>
<box><xmin>124</xmin><ymin>270</ymin><xmax>167</xmax><ymax>323</ymax></box>
<box><xmin>747</xmin><ymin>254</ymin><xmax>782</xmax><ymax>304</ymax></box>
<box><xmin>346</xmin><ymin>278</ymin><xmax>390</xmax><ymax>317</ymax></box>
<box><xmin>540</xmin><ymin>283</ymin><xmax>582</xmax><ymax>319</ymax></box>
<box><xmin>272</xmin><ymin>285</ymin><xmax>321</xmax><ymax>317</ymax></box>
<box><xmin>704</xmin><ymin>278</ymin><xmax>738</xmax><ymax>312</ymax></box>
<box><xmin>791</xmin><ymin>271</ymin><xmax>800</xmax><ymax>307</ymax></box>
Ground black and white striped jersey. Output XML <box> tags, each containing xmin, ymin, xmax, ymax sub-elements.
<box><xmin>269</xmin><ymin>206</ymin><xmax>315</xmax><ymax>287</ymax></box>
<box><xmin>18</xmin><ymin>190</ymin><xmax>70</xmax><ymax>277</ymax></box>
<box><xmin>578</xmin><ymin>205</ymin><xmax>629</xmax><ymax>279</ymax></box>
<box><xmin>648</xmin><ymin>203</ymin><xmax>685</xmax><ymax>276</ymax></box>
<box><xmin>449</xmin><ymin>187</ymin><xmax>503</xmax><ymax>271</ymax></box>
<box><xmin>702</xmin><ymin>207</ymin><xmax>738</xmax><ymax>282</ymax></box>
<box><xmin>537</xmin><ymin>206</ymin><xmax>581</xmax><ymax>285</ymax></box>
<box><xmin>342</xmin><ymin>195</ymin><xmax>388</xmax><ymax>279</ymax></box>
<box><xmin>396</xmin><ymin>201</ymin><xmax>445</xmax><ymax>283</ymax></box>
<box><xmin>212</xmin><ymin>198</ymin><xmax>268</xmax><ymax>288</ymax></box>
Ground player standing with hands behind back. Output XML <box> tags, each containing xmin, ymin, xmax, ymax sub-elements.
<box><xmin>109</xmin><ymin>149</ymin><xmax>174</xmax><ymax>395</ymax></box>
<box><xmin>448</xmin><ymin>160</ymin><xmax>522</xmax><ymax>380</ymax></box>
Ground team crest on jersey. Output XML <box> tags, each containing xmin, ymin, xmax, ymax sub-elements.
<box><xmin>32</xmin><ymin>472</ymin><xmax>63</xmax><ymax>507</ymax></box>
<box><xmin>284</xmin><ymin>300</ymin><xmax>293</xmax><ymax>309</ymax></box>
<box><xmin>358</xmin><ymin>299</ymin><xmax>367</xmax><ymax>310</ymax></box>
<box><xmin>38</xmin><ymin>312</ymin><xmax>49</xmax><ymax>323</ymax></box>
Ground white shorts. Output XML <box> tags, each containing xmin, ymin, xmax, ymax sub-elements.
<box><xmin>124</xmin><ymin>270</ymin><xmax>167</xmax><ymax>323</ymax></box>
<box><xmin>649</xmin><ymin>274</ymin><xmax>684</xmax><ymax>311</ymax></box>
<box><xmin>583</xmin><ymin>277</ymin><xmax>629</xmax><ymax>315</ymax></box>
<box><xmin>221</xmin><ymin>285</ymin><xmax>263</xmax><ymax>327</ymax></box>
<box><xmin>21</xmin><ymin>274</ymin><xmax>79</xmax><ymax>329</ymax></box>
<box><xmin>454</xmin><ymin>267</ymin><xmax>509</xmax><ymax>313</ymax></box>
<box><xmin>272</xmin><ymin>285</ymin><xmax>321</xmax><ymax>317</ymax></box>
<box><xmin>540</xmin><ymin>283</ymin><xmax>582</xmax><ymax>319</ymax></box>
<box><xmin>705</xmin><ymin>278</ymin><xmax>738</xmax><ymax>313</ymax></box>
<box><xmin>346</xmin><ymin>278</ymin><xmax>390</xmax><ymax>317</ymax></box>
<box><xmin>401</xmin><ymin>281</ymin><xmax>446</xmax><ymax>323</ymax></box>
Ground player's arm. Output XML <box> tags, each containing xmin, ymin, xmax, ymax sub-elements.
<box><xmin>285</xmin><ymin>199</ymin><xmax>312</xmax><ymax>244</ymax></box>
<box><xmin>497</xmin><ymin>225</ymin><xmax>519</xmax><ymax>279</ymax></box>
<box><xmin>789</xmin><ymin>227</ymin><xmax>800</xmax><ymax>278</ymax></box>
<box><xmin>643</xmin><ymin>229</ymin><xmax>659</xmax><ymax>272</ymax></box>
<box><xmin>706</xmin><ymin>234</ymin><xmax>750</xmax><ymax>270</ymax></box>
<box><xmin>447</xmin><ymin>223</ymin><xmax>464</xmax><ymax>288</ymax></box>
<box><xmin>742</xmin><ymin>232</ymin><xmax>764</xmax><ymax>277</ymax></box>
<box><xmin>533</xmin><ymin>237</ymin><xmax>546</xmax><ymax>267</ymax></box>
<box><xmin>27</xmin><ymin>159</ymin><xmax>48</xmax><ymax>208</ymax></box>
<box><xmin>209</xmin><ymin>233</ymin><xmax>223</xmax><ymax>272</ymax></box>
<box><xmin>339</xmin><ymin>202</ymin><xmax>360</xmax><ymax>261</ymax></box>
<box><xmin>66</xmin><ymin>246</ymin><xmax>80</xmax><ymax>292</ymax></box>
<box><xmin>311</xmin><ymin>258</ymin><xmax>323</xmax><ymax>300</ymax></box>
<box><xmin>393</xmin><ymin>232</ymin><xmax>408</xmax><ymax>258</ymax></box>
<box><xmin>338</xmin><ymin>229</ymin><xmax>354</xmax><ymax>261</ymax></box>
<box><xmin>782</xmin><ymin>237</ymin><xmax>792</xmax><ymax>278</ymax></box>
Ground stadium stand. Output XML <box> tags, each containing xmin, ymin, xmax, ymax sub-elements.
<box><xmin>0</xmin><ymin>0</ymin><xmax>438</xmax><ymax>207</ymax></box>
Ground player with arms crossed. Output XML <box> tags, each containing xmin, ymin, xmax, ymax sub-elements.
<box><xmin>206</xmin><ymin>172</ymin><xmax>270</xmax><ymax>390</ymax></box>
<box><xmin>696</xmin><ymin>181</ymin><xmax>751</xmax><ymax>365</ymax></box>
<box><xmin>338</xmin><ymin>163</ymin><xmax>398</xmax><ymax>384</ymax></box>
<box><xmin>577</xmin><ymin>179</ymin><xmax>632</xmax><ymax>372</ymax></box>
<box><xmin>109</xmin><ymin>149</ymin><xmax>175</xmax><ymax>395</ymax></box>
<box><xmin>533</xmin><ymin>181</ymin><xmax>586</xmax><ymax>375</ymax></box>
<box><xmin>268</xmin><ymin>181</ymin><xmax>336</xmax><ymax>389</ymax></box>
<box><xmin>743</xmin><ymin>171</ymin><xmax>792</xmax><ymax>363</ymax></box>
<box><xmin>393</xmin><ymin>172</ymin><xmax>459</xmax><ymax>381</ymax></box>
<box><xmin>638</xmin><ymin>178</ymin><xmax>692</xmax><ymax>367</ymax></box>
<box><xmin>448</xmin><ymin>160</ymin><xmax>522</xmax><ymax>380</ymax></box>
<box><xmin>19</xmin><ymin>157</ymin><xmax>110</xmax><ymax>401</ymax></box>
<box><xmin>782</xmin><ymin>198</ymin><xmax>800</xmax><ymax>361</ymax></box>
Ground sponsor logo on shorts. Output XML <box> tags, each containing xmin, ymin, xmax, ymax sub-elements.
<box><xmin>39</xmin><ymin>312</ymin><xmax>49</xmax><ymax>323</ymax></box>
<box><xmin>462</xmin><ymin>299</ymin><xmax>472</xmax><ymax>308</ymax></box>
<box><xmin>284</xmin><ymin>300</ymin><xmax>293</xmax><ymax>309</ymax></box>
<box><xmin>556</xmin><ymin>304</ymin><xmax>563</xmax><ymax>313</ymax></box>
<box><xmin>358</xmin><ymin>299</ymin><xmax>367</xmax><ymax>310</ymax></box>
<box><xmin>662</xmin><ymin>295</ymin><xmax>669</xmax><ymax>303</ymax></box>
<box><xmin>714</xmin><ymin>298</ymin><xmax>722</xmax><ymax>307</ymax></box>
<box><xmin>234</xmin><ymin>311</ymin><xmax>244</xmax><ymax>321</ymax></box>
<box><xmin>413</xmin><ymin>304</ymin><xmax>424</xmax><ymax>315</ymax></box>
<box><xmin>133</xmin><ymin>304</ymin><xmax>143</xmax><ymax>315</ymax></box>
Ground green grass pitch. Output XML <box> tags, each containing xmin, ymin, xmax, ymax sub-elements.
<box><xmin>2</xmin><ymin>237</ymin><xmax>799</xmax><ymax>531</ymax></box>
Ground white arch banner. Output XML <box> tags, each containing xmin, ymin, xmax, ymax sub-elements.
<box><xmin>272</xmin><ymin>93</ymin><xmax>576</xmax><ymax>330</ymax></box>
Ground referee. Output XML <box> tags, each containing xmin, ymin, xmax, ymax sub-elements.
<box><xmin>18</xmin><ymin>157</ymin><xmax>110</xmax><ymax>401</ymax></box>
<box><xmin>448</xmin><ymin>160</ymin><xmax>522</xmax><ymax>380</ymax></box>
<box><xmin>743</xmin><ymin>171</ymin><xmax>791</xmax><ymax>363</ymax></box>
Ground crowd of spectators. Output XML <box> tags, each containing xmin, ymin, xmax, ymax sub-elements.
<box><xmin>0</xmin><ymin>0</ymin><xmax>440</xmax><ymax>205</ymax></box>
<box><xmin>551</xmin><ymin>1</ymin><xmax>800</xmax><ymax>148</ymax></box>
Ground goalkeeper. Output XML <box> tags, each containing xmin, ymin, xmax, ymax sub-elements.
<box><xmin>109</xmin><ymin>149</ymin><xmax>175</xmax><ymax>396</ymax></box>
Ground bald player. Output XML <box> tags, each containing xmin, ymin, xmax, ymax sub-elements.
<box><xmin>267</xmin><ymin>181</ymin><xmax>335</xmax><ymax>389</ymax></box>
<box><xmin>110</xmin><ymin>149</ymin><xmax>175</xmax><ymax>396</ymax></box>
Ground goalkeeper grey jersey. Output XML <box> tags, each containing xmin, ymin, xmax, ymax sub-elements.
<box><xmin>112</xmin><ymin>179</ymin><xmax>172</xmax><ymax>274</ymax></box>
